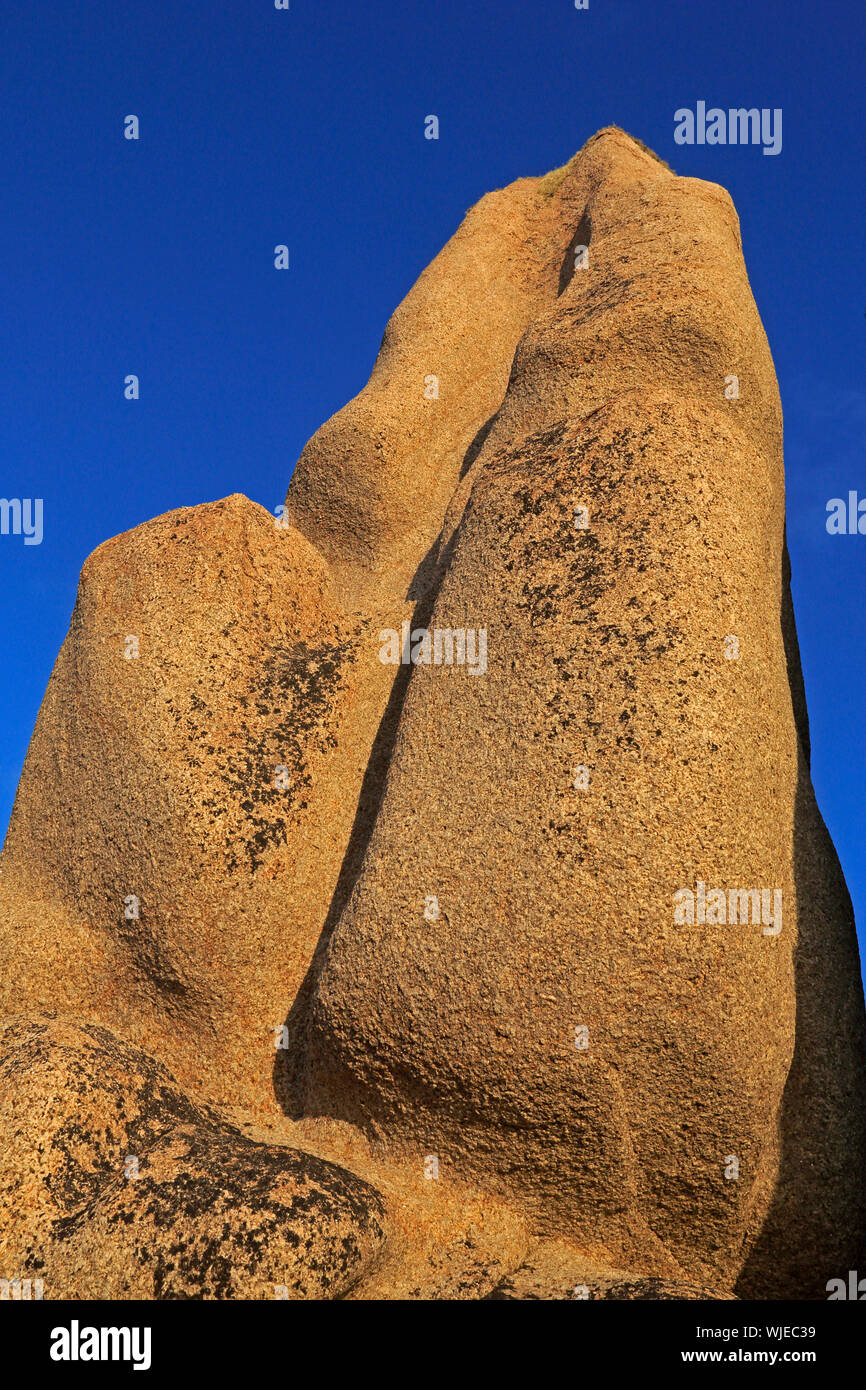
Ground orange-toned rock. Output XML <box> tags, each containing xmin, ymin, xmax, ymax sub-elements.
<box><xmin>0</xmin><ymin>1014</ymin><xmax>386</xmax><ymax>1300</ymax></box>
<box><xmin>301</xmin><ymin>130</ymin><xmax>866</xmax><ymax>1299</ymax></box>
<box><xmin>1</xmin><ymin>129</ymin><xmax>864</xmax><ymax>1301</ymax></box>
<box><xmin>49</xmin><ymin>1123</ymin><xmax>386</xmax><ymax>1301</ymax></box>
<box><xmin>0</xmin><ymin>147</ymin><xmax>586</xmax><ymax>1114</ymax></box>
<box><xmin>0</xmin><ymin>496</ymin><xmax>374</xmax><ymax>1109</ymax></box>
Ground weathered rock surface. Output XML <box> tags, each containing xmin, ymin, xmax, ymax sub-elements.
<box><xmin>0</xmin><ymin>496</ymin><xmax>371</xmax><ymax>1109</ymax></box>
<box><xmin>0</xmin><ymin>1015</ymin><xmax>386</xmax><ymax>1299</ymax></box>
<box><xmin>0</xmin><ymin>1014</ymin><xmax>207</xmax><ymax>1272</ymax></box>
<box><xmin>484</xmin><ymin>1243</ymin><xmax>734</xmax><ymax>1300</ymax></box>
<box><xmin>0</xmin><ymin>128</ymin><xmax>864</xmax><ymax>1300</ymax></box>
<box><xmin>283</xmin><ymin>165</ymin><xmax>572</xmax><ymax>610</ymax></box>
<box><xmin>300</xmin><ymin>129</ymin><xmax>866</xmax><ymax>1299</ymax></box>
<box><xmin>49</xmin><ymin>1124</ymin><xmax>387</xmax><ymax>1301</ymax></box>
<box><xmin>0</xmin><ymin>153</ymin><xmax>588</xmax><ymax>1116</ymax></box>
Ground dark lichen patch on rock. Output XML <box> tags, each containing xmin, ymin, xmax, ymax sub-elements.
<box><xmin>219</xmin><ymin>638</ymin><xmax>355</xmax><ymax>876</ymax></box>
<box><xmin>482</xmin><ymin>416</ymin><xmax>685</xmax><ymax>660</ymax></box>
<box><xmin>50</xmin><ymin>1124</ymin><xmax>387</xmax><ymax>1300</ymax></box>
<box><xmin>0</xmin><ymin>1014</ymin><xmax>213</xmax><ymax>1271</ymax></box>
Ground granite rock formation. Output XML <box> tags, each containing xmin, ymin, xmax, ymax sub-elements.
<box><xmin>0</xmin><ymin>127</ymin><xmax>863</xmax><ymax>1300</ymax></box>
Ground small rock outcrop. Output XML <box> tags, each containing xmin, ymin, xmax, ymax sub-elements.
<box><xmin>0</xmin><ymin>1015</ymin><xmax>386</xmax><ymax>1299</ymax></box>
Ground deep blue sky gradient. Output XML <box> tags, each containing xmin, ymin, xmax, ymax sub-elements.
<box><xmin>1</xmin><ymin>1</ymin><xmax>865</xmax><ymax>951</ymax></box>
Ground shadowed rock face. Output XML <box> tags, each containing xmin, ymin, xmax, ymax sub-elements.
<box><xmin>0</xmin><ymin>127</ymin><xmax>864</xmax><ymax>1300</ymax></box>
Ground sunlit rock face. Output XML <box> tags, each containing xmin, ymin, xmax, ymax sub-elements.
<box><xmin>1</xmin><ymin>129</ymin><xmax>863</xmax><ymax>1300</ymax></box>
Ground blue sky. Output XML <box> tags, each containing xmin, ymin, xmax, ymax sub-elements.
<box><xmin>1</xmin><ymin>0</ymin><xmax>865</xmax><ymax>951</ymax></box>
